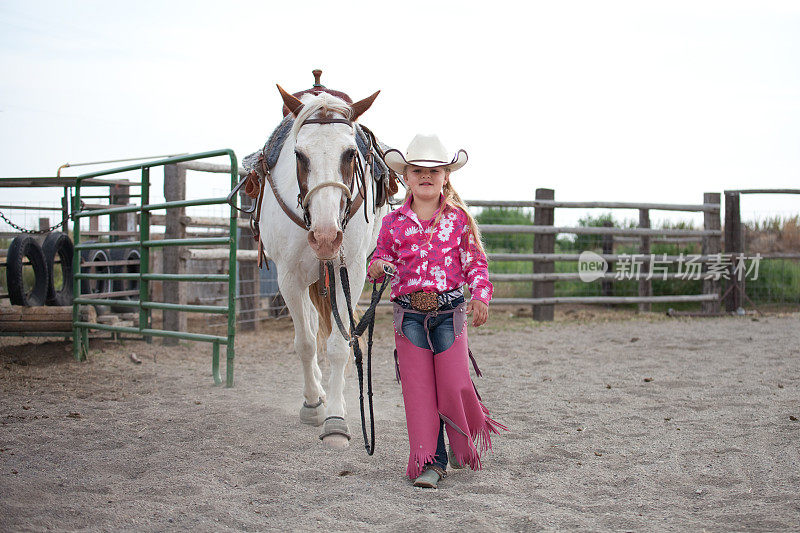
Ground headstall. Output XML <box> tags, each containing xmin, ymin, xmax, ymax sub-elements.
<box><xmin>227</xmin><ymin>115</ymin><xmax>374</xmax><ymax>268</ymax></box>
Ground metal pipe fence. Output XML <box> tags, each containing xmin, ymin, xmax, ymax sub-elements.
<box><xmin>71</xmin><ymin>150</ymin><xmax>239</xmax><ymax>386</ymax></box>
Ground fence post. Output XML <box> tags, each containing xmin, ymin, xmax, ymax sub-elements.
<box><xmin>638</xmin><ymin>209</ymin><xmax>651</xmax><ymax>312</ymax></box>
<box><xmin>702</xmin><ymin>192</ymin><xmax>721</xmax><ymax>313</ymax></box>
<box><xmin>723</xmin><ymin>191</ymin><xmax>743</xmax><ymax>312</ymax></box>
<box><xmin>163</xmin><ymin>164</ymin><xmax>187</xmax><ymax>344</ymax></box>
<box><xmin>533</xmin><ymin>188</ymin><xmax>554</xmax><ymax>321</ymax></box>
<box><xmin>61</xmin><ymin>189</ymin><xmax>69</xmax><ymax>235</ymax></box>
<box><xmin>238</xmin><ymin>190</ymin><xmax>258</xmax><ymax>331</ymax></box>
<box><xmin>38</xmin><ymin>217</ymin><xmax>49</xmax><ymax>232</ymax></box>
<box><xmin>110</xmin><ymin>180</ymin><xmax>131</xmax><ymax>241</ymax></box>
<box><xmin>601</xmin><ymin>220</ymin><xmax>614</xmax><ymax>301</ymax></box>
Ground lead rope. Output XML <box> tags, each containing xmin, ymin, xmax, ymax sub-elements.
<box><xmin>326</xmin><ymin>260</ymin><xmax>393</xmax><ymax>455</ymax></box>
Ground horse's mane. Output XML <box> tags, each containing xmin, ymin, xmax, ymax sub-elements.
<box><xmin>290</xmin><ymin>93</ymin><xmax>354</xmax><ymax>139</ymax></box>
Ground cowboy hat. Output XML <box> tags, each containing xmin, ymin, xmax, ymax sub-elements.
<box><xmin>383</xmin><ymin>133</ymin><xmax>468</xmax><ymax>175</ymax></box>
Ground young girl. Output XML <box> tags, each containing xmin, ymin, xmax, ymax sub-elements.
<box><xmin>368</xmin><ymin>133</ymin><xmax>506</xmax><ymax>489</ymax></box>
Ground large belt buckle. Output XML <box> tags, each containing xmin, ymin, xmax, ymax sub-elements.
<box><xmin>409</xmin><ymin>290</ymin><xmax>438</xmax><ymax>312</ymax></box>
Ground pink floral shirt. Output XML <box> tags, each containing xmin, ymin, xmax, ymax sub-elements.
<box><xmin>368</xmin><ymin>195</ymin><xmax>493</xmax><ymax>305</ymax></box>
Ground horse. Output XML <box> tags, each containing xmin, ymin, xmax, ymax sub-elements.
<box><xmin>250</xmin><ymin>85</ymin><xmax>392</xmax><ymax>448</ymax></box>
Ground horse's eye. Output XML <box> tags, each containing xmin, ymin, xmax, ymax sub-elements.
<box><xmin>295</xmin><ymin>150</ymin><xmax>309</xmax><ymax>168</ymax></box>
<box><xmin>343</xmin><ymin>149</ymin><xmax>356</xmax><ymax>163</ymax></box>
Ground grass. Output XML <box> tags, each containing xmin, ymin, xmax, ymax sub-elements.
<box><xmin>480</xmin><ymin>209</ymin><xmax>800</xmax><ymax>309</ymax></box>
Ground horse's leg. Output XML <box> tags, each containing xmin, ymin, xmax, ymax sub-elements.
<box><xmin>320</xmin><ymin>295</ymin><xmax>351</xmax><ymax>448</ymax></box>
<box><xmin>320</xmin><ymin>261</ymin><xmax>368</xmax><ymax>449</ymax></box>
<box><xmin>279</xmin><ymin>273</ymin><xmax>326</xmax><ymax>426</ymax></box>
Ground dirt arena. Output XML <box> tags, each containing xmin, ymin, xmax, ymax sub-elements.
<box><xmin>1</xmin><ymin>307</ymin><xmax>799</xmax><ymax>532</ymax></box>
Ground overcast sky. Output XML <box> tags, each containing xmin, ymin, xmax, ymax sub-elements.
<box><xmin>1</xmin><ymin>0</ymin><xmax>798</xmax><ymax>228</ymax></box>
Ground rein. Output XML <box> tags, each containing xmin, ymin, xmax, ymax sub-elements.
<box><xmin>325</xmin><ymin>260</ymin><xmax>393</xmax><ymax>455</ymax></box>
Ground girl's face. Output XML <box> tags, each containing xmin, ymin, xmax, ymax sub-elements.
<box><xmin>405</xmin><ymin>165</ymin><xmax>449</xmax><ymax>202</ymax></box>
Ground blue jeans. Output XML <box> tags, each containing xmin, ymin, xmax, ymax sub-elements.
<box><xmin>399</xmin><ymin>296</ymin><xmax>465</xmax><ymax>471</ymax></box>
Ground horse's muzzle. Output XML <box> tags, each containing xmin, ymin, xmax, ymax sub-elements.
<box><xmin>307</xmin><ymin>226</ymin><xmax>343</xmax><ymax>260</ymax></box>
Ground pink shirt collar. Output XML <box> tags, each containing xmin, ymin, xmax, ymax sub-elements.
<box><xmin>397</xmin><ymin>193</ymin><xmax>447</xmax><ymax>227</ymax></box>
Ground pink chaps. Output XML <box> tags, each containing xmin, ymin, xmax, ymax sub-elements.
<box><xmin>393</xmin><ymin>303</ymin><xmax>507</xmax><ymax>479</ymax></box>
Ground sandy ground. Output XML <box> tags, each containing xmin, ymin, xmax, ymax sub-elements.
<box><xmin>1</xmin><ymin>307</ymin><xmax>799</xmax><ymax>532</ymax></box>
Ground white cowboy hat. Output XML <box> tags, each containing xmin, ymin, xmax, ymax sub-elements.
<box><xmin>383</xmin><ymin>133</ymin><xmax>468</xmax><ymax>175</ymax></box>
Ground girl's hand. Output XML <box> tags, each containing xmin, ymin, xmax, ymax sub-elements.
<box><xmin>368</xmin><ymin>259</ymin><xmax>395</xmax><ymax>281</ymax></box>
<box><xmin>466</xmin><ymin>300</ymin><xmax>489</xmax><ymax>327</ymax></box>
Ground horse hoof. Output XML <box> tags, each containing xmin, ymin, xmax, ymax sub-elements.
<box><xmin>319</xmin><ymin>416</ymin><xmax>351</xmax><ymax>449</ymax></box>
<box><xmin>299</xmin><ymin>398</ymin><xmax>326</xmax><ymax>426</ymax></box>
<box><xmin>322</xmin><ymin>434</ymin><xmax>350</xmax><ymax>449</ymax></box>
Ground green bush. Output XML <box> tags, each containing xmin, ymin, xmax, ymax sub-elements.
<box><xmin>571</xmin><ymin>212</ymin><xmax>628</xmax><ymax>252</ymax></box>
<box><xmin>475</xmin><ymin>207</ymin><xmax>534</xmax><ymax>252</ymax></box>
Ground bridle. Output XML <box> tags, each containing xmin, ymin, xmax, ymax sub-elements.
<box><xmin>227</xmin><ymin>114</ymin><xmax>372</xmax><ymax>267</ymax></box>
<box><xmin>294</xmin><ymin>116</ymin><xmax>361</xmax><ymax>230</ymax></box>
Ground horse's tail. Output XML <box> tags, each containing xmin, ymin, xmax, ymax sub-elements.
<box><xmin>308</xmin><ymin>282</ymin><xmax>332</xmax><ymax>361</ymax></box>
<box><xmin>308</xmin><ymin>282</ymin><xmax>363</xmax><ymax>370</ymax></box>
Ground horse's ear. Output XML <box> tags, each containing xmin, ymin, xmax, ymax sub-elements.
<box><xmin>277</xmin><ymin>84</ymin><xmax>304</xmax><ymax>117</ymax></box>
<box><xmin>350</xmin><ymin>90</ymin><xmax>380</xmax><ymax>121</ymax></box>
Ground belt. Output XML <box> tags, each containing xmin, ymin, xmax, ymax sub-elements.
<box><xmin>408</xmin><ymin>291</ymin><xmax>439</xmax><ymax>312</ymax></box>
<box><xmin>396</xmin><ymin>287</ymin><xmax>464</xmax><ymax>313</ymax></box>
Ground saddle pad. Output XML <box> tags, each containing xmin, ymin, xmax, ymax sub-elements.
<box><xmin>242</xmin><ymin>117</ymin><xmax>397</xmax><ymax>189</ymax></box>
<box><xmin>242</xmin><ymin>115</ymin><xmax>294</xmax><ymax>173</ymax></box>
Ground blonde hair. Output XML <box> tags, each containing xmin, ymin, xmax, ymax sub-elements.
<box><xmin>404</xmin><ymin>167</ymin><xmax>487</xmax><ymax>256</ymax></box>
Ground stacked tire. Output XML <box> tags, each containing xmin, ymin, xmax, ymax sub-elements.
<box><xmin>43</xmin><ymin>232</ymin><xmax>74</xmax><ymax>306</ymax></box>
<box><xmin>6</xmin><ymin>236</ymin><xmax>48</xmax><ymax>306</ymax></box>
<box><xmin>110</xmin><ymin>247</ymin><xmax>140</xmax><ymax>312</ymax></box>
<box><xmin>5</xmin><ymin>234</ymin><xmax>139</xmax><ymax>312</ymax></box>
<box><xmin>80</xmin><ymin>247</ymin><xmax>111</xmax><ymax>315</ymax></box>
<box><xmin>5</xmin><ymin>232</ymin><xmax>74</xmax><ymax>307</ymax></box>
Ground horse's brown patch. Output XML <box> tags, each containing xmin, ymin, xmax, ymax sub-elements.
<box><xmin>340</xmin><ymin>149</ymin><xmax>356</xmax><ymax>189</ymax></box>
<box><xmin>295</xmin><ymin>151</ymin><xmax>310</xmax><ymax>205</ymax></box>
<box><xmin>339</xmin><ymin>149</ymin><xmax>357</xmax><ymax>212</ymax></box>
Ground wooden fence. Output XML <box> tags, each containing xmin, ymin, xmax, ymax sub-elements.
<box><xmin>723</xmin><ymin>189</ymin><xmax>800</xmax><ymax>312</ymax></box>
<box><xmin>466</xmin><ymin>189</ymin><xmax>722</xmax><ymax>320</ymax></box>
<box><xmin>158</xmin><ymin>165</ymin><xmax>800</xmax><ymax>324</ymax></box>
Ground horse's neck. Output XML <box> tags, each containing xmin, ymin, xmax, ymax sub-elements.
<box><xmin>269</xmin><ymin>139</ymin><xmax>297</xmax><ymax>199</ymax></box>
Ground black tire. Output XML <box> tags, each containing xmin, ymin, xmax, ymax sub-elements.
<box><xmin>42</xmin><ymin>232</ymin><xmax>74</xmax><ymax>306</ymax></box>
<box><xmin>80</xmin><ymin>248</ymin><xmax>111</xmax><ymax>315</ymax></box>
<box><xmin>6</xmin><ymin>236</ymin><xmax>48</xmax><ymax>306</ymax></box>
<box><xmin>110</xmin><ymin>247</ymin><xmax>140</xmax><ymax>312</ymax></box>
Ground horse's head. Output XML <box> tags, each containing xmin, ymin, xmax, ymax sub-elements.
<box><xmin>278</xmin><ymin>85</ymin><xmax>379</xmax><ymax>260</ymax></box>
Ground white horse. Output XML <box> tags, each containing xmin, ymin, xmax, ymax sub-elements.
<box><xmin>257</xmin><ymin>86</ymin><xmax>389</xmax><ymax>448</ymax></box>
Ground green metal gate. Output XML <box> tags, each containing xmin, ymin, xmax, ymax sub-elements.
<box><xmin>71</xmin><ymin>150</ymin><xmax>239</xmax><ymax>386</ymax></box>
